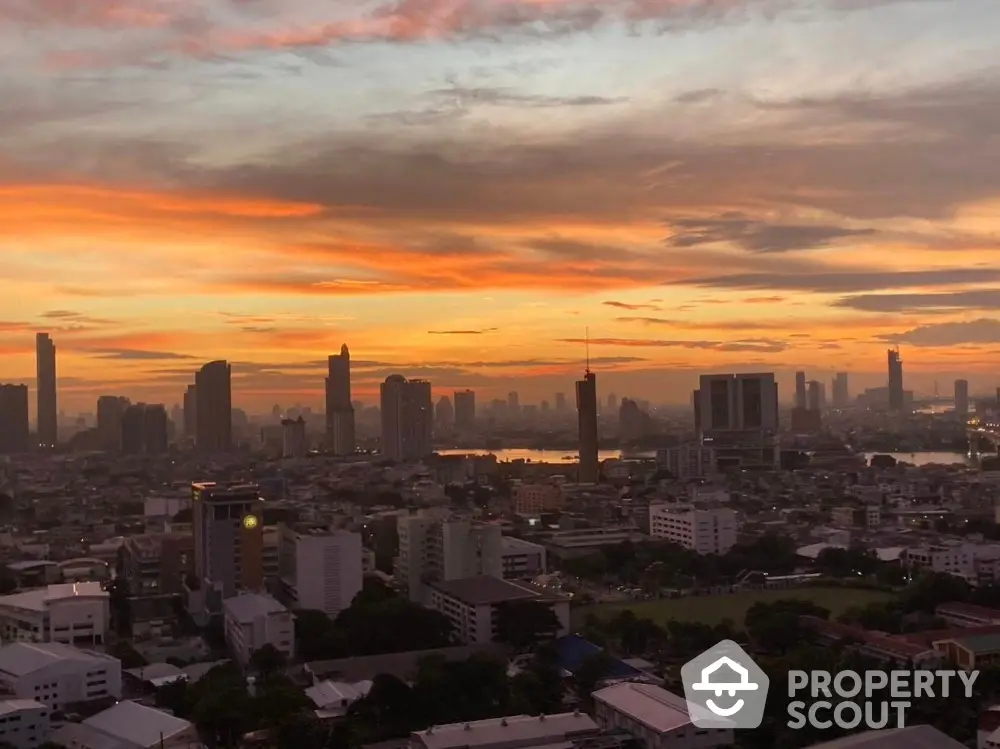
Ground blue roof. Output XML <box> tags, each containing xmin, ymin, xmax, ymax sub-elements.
<box><xmin>553</xmin><ymin>635</ymin><xmax>644</xmax><ymax>679</ymax></box>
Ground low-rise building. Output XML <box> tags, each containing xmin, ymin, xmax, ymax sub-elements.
<box><xmin>427</xmin><ymin>576</ymin><xmax>570</xmax><ymax>645</ymax></box>
<box><xmin>648</xmin><ymin>506</ymin><xmax>737</xmax><ymax>555</ymax></box>
<box><xmin>500</xmin><ymin>537</ymin><xmax>546</xmax><ymax>580</ymax></box>
<box><xmin>409</xmin><ymin>712</ymin><xmax>599</xmax><ymax>749</ymax></box>
<box><xmin>593</xmin><ymin>681</ymin><xmax>732</xmax><ymax>749</ymax></box>
<box><xmin>936</xmin><ymin>603</ymin><xmax>1000</xmax><ymax>629</ymax></box>
<box><xmin>0</xmin><ymin>642</ymin><xmax>122</xmax><ymax>709</ymax></box>
<box><xmin>305</xmin><ymin>679</ymin><xmax>372</xmax><ymax>719</ymax></box>
<box><xmin>222</xmin><ymin>593</ymin><xmax>294</xmax><ymax>667</ymax></box>
<box><xmin>119</xmin><ymin>534</ymin><xmax>194</xmax><ymax>596</ymax></box>
<box><xmin>0</xmin><ymin>700</ymin><xmax>50</xmax><ymax>749</ymax></box>
<box><xmin>513</xmin><ymin>484</ymin><xmax>564</xmax><ymax>516</ymax></box>
<box><xmin>50</xmin><ymin>699</ymin><xmax>200</xmax><ymax>749</ymax></box>
<box><xmin>0</xmin><ymin>584</ymin><xmax>110</xmax><ymax>646</ymax></box>
<box><xmin>656</xmin><ymin>446</ymin><xmax>716</xmax><ymax>480</ymax></box>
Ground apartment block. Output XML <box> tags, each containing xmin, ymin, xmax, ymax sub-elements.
<box><xmin>649</xmin><ymin>506</ymin><xmax>737</xmax><ymax>555</ymax></box>
<box><xmin>277</xmin><ymin>524</ymin><xmax>363</xmax><ymax>617</ymax></box>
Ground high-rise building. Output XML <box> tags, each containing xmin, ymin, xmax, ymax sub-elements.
<box><xmin>887</xmin><ymin>348</ymin><xmax>904</xmax><ymax>412</ymax></box>
<box><xmin>694</xmin><ymin>373</ymin><xmax>779</xmax><ymax>434</ymax></box>
<box><xmin>794</xmin><ymin>371</ymin><xmax>807</xmax><ymax>409</ymax></box>
<box><xmin>35</xmin><ymin>333</ymin><xmax>57</xmax><ymax>447</ymax></box>
<box><xmin>0</xmin><ymin>384</ymin><xmax>29</xmax><ymax>454</ymax></box>
<box><xmin>507</xmin><ymin>391</ymin><xmax>520</xmax><ymax>416</ymax></box>
<box><xmin>97</xmin><ymin>396</ymin><xmax>130</xmax><ymax>451</ymax></box>
<box><xmin>576</xmin><ymin>371</ymin><xmax>599</xmax><ymax>483</ymax></box>
<box><xmin>195</xmin><ymin>361</ymin><xmax>232</xmax><ymax>451</ymax></box>
<box><xmin>454</xmin><ymin>390</ymin><xmax>476</xmax><ymax>429</ymax></box>
<box><xmin>397</xmin><ymin>511</ymin><xmax>503</xmax><ymax>602</ymax></box>
<box><xmin>281</xmin><ymin>416</ymin><xmax>307</xmax><ymax>458</ymax></box>
<box><xmin>832</xmin><ymin>372</ymin><xmax>849</xmax><ymax>408</ymax></box>
<box><xmin>555</xmin><ymin>392</ymin><xmax>567</xmax><ymax>412</ymax></box>
<box><xmin>435</xmin><ymin>396</ymin><xmax>454</xmax><ymax>429</ymax></box>
<box><xmin>807</xmin><ymin>380</ymin><xmax>826</xmax><ymax>412</ymax></box>
<box><xmin>121</xmin><ymin>403</ymin><xmax>168</xmax><ymax>454</ymax></box>
<box><xmin>182</xmin><ymin>385</ymin><xmax>197</xmax><ymax>438</ymax></box>
<box><xmin>191</xmin><ymin>482</ymin><xmax>264</xmax><ymax>601</ymax></box>
<box><xmin>607</xmin><ymin>393</ymin><xmax>618</xmax><ymax>412</ymax></box>
<box><xmin>380</xmin><ymin>375</ymin><xmax>433</xmax><ymax>461</ymax></box>
<box><xmin>955</xmin><ymin>379</ymin><xmax>970</xmax><ymax>417</ymax></box>
<box><xmin>277</xmin><ymin>524</ymin><xmax>363</xmax><ymax>617</ymax></box>
<box><xmin>325</xmin><ymin>344</ymin><xmax>356</xmax><ymax>456</ymax></box>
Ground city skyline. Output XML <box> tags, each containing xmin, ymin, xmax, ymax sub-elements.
<box><xmin>3</xmin><ymin>1</ymin><xmax>1000</xmax><ymax>410</ymax></box>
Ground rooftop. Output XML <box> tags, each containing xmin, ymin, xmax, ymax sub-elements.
<box><xmin>412</xmin><ymin>712</ymin><xmax>598</xmax><ymax>749</ymax></box>
<box><xmin>0</xmin><ymin>582</ymin><xmax>107</xmax><ymax>612</ymax></box>
<box><xmin>942</xmin><ymin>632</ymin><xmax>1000</xmax><ymax>654</ymax></box>
<box><xmin>500</xmin><ymin>536</ymin><xmax>546</xmax><ymax>553</ymax></box>
<box><xmin>431</xmin><ymin>576</ymin><xmax>566</xmax><ymax>606</ymax></box>
<box><xmin>0</xmin><ymin>699</ymin><xmax>47</xmax><ymax>716</ymax></box>
<box><xmin>222</xmin><ymin>592</ymin><xmax>288</xmax><ymax>622</ymax></box>
<box><xmin>83</xmin><ymin>700</ymin><xmax>193</xmax><ymax>748</ymax></box>
<box><xmin>936</xmin><ymin>602</ymin><xmax>1000</xmax><ymax>618</ymax></box>
<box><xmin>306</xmin><ymin>679</ymin><xmax>372</xmax><ymax>709</ymax></box>
<box><xmin>192</xmin><ymin>481</ymin><xmax>261</xmax><ymax>501</ymax></box>
<box><xmin>591</xmin><ymin>683</ymin><xmax>692</xmax><ymax>734</ymax></box>
<box><xmin>803</xmin><ymin>725</ymin><xmax>964</xmax><ymax>748</ymax></box>
<box><xmin>0</xmin><ymin>642</ymin><xmax>115</xmax><ymax>677</ymax></box>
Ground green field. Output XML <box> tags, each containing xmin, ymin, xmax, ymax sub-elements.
<box><xmin>574</xmin><ymin>586</ymin><xmax>894</xmax><ymax>629</ymax></box>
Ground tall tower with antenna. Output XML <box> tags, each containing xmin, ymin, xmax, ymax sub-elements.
<box><xmin>576</xmin><ymin>329</ymin><xmax>599</xmax><ymax>483</ymax></box>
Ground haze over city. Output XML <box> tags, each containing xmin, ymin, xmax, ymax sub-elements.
<box><xmin>3</xmin><ymin>0</ymin><xmax>1000</xmax><ymax>411</ymax></box>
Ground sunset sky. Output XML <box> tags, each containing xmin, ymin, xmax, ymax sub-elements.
<box><xmin>3</xmin><ymin>0</ymin><xmax>1000</xmax><ymax>412</ymax></box>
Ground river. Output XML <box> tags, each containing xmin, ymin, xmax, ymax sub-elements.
<box><xmin>436</xmin><ymin>448</ymin><xmax>974</xmax><ymax>467</ymax></box>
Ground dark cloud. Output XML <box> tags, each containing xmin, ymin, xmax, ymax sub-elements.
<box><xmin>834</xmin><ymin>288</ymin><xmax>1000</xmax><ymax>313</ymax></box>
<box><xmin>86</xmin><ymin>348</ymin><xmax>197</xmax><ymax>360</ymax></box>
<box><xmin>603</xmin><ymin>300</ymin><xmax>661</xmax><ymax>311</ymax></box>
<box><xmin>667</xmin><ymin>212</ymin><xmax>876</xmax><ymax>252</ymax></box>
<box><xmin>674</xmin><ymin>88</ymin><xmax>724</xmax><ymax>104</ymax></box>
<box><xmin>681</xmin><ymin>268</ymin><xmax>1000</xmax><ymax>293</ymax></box>
<box><xmin>880</xmin><ymin>319</ymin><xmax>1000</xmax><ymax>347</ymax></box>
<box><xmin>428</xmin><ymin>328</ymin><xmax>499</xmax><ymax>335</ymax></box>
<box><xmin>557</xmin><ymin>337</ymin><xmax>789</xmax><ymax>353</ymax></box>
<box><xmin>427</xmin><ymin>86</ymin><xmax>627</xmax><ymax>108</ymax></box>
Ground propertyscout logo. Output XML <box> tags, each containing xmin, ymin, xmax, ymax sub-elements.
<box><xmin>680</xmin><ymin>640</ymin><xmax>979</xmax><ymax>731</ymax></box>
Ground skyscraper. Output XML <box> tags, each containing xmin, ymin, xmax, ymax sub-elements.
<box><xmin>694</xmin><ymin>373</ymin><xmax>779</xmax><ymax>434</ymax></box>
<box><xmin>555</xmin><ymin>392</ymin><xmax>567</xmax><ymax>412</ymax></box>
<box><xmin>576</xmin><ymin>370</ymin><xmax>598</xmax><ymax>483</ymax></box>
<box><xmin>507</xmin><ymin>391</ymin><xmax>520</xmax><ymax>416</ymax></box>
<box><xmin>182</xmin><ymin>384</ymin><xmax>197</xmax><ymax>438</ymax></box>
<box><xmin>794</xmin><ymin>371</ymin><xmax>807</xmax><ymax>409</ymax></box>
<box><xmin>35</xmin><ymin>333</ymin><xmax>57</xmax><ymax>447</ymax></box>
<box><xmin>380</xmin><ymin>375</ymin><xmax>433</xmax><ymax>461</ymax></box>
<box><xmin>435</xmin><ymin>396</ymin><xmax>454</xmax><ymax>428</ymax></box>
<box><xmin>955</xmin><ymin>379</ymin><xmax>970</xmax><ymax>417</ymax></box>
<box><xmin>326</xmin><ymin>344</ymin><xmax>356</xmax><ymax>455</ymax></box>
<box><xmin>195</xmin><ymin>360</ymin><xmax>232</xmax><ymax>451</ymax></box>
<box><xmin>192</xmin><ymin>482</ymin><xmax>264</xmax><ymax>601</ymax></box>
<box><xmin>454</xmin><ymin>389</ymin><xmax>476</xmax><ymax>429</ymax></box>
<box><xmin>97</xmin><ymin>395</ymin><xmax>130</xmax><ymax>451</ymax></box>
<box><xmin>0</xmin><ymin>384</ymin><xmax>29</xmax><ymax>454</ymax></box>
<box><xmin>121</xmin><ymin>403</ymin><xmax>168</xmax><ymax>454</ymax></box>
<box><xmin>887</xmin><ymin>348</ymin><xmax>904</xmax><ymax>412</ymax></box>
<box><xmin>832</xmin><ymin>372</ymin><xmax>849</xmax><ymax>408</ymax></box>
<box><xmin>807</xmin><ymin>380</ymin><xmax>826</xmax><ymax>412</ymax></box>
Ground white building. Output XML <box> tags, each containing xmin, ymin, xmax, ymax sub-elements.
<box><xmin>427</xmin><ymin>576</ymin><xmax>570</xmax><ymax>645</ymax></box>
<box><xmin>305</xmin><ymin>679</ymin><xmax>372</xmax><ymax>719</ymax></box>
<box><xmin>397</xmin><ymin>513</ymin><xmax>503</xmax><ymax>602</ymax></box>
<box><xmin>500</xmin><ymin>537</ymin><xmax>546</xmax><ymax>580</ymax></box>
<box><xmin>277</xmin><ymin>525</ymin><xmax>363</xmax><ymax>617</ymax></box>
<box><xmin>656</xmin><ymin>446</ymin><xmax>717</xmax><ymax>479</ymax></box>
<box><xmin>649</xmin><ymin>506</ymin><xmax>737</xmax><ymax>555</ymax></box>
<box><xmin>903</xmin><ymin>544</ymin><xmax>976</xmax><ymax>581</ymax></box>
<box><xmin>0</xmin><ymin>642</ymin><xmax>122</xmax><ymax>709</ymax></box>
<box><xmin>222</xmin><ymin>593</ymin><xmax>294</xmax><ymax>668</ymax></box>
<box><xmin>0</xmin><ymin>700</ymin><xmax>50</xmax><ymax>749</ymax></box>
<box><xmin>410</xmin><ymin>712</ymin><xmax>599</xmax><ymax>749</ymax></box>
<box><xmin>50</xmin><ymin>699</ymin><xmax>200</xmax><ymax>749</ymax></box>
<box><xmin>0</xmin><ymin>583</ymin><xmax>110</xmax><ymax>646</ymax></box>
<box><xmin>593</xmin><ymin>681</ymin><xmax>733</xmax><ymax>749</ymax></box>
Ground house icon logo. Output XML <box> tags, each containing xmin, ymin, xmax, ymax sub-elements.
<box><xmin>680</xmin><ymin>640</ymin><xmax>769</xmax><ymax>729</ymax></box>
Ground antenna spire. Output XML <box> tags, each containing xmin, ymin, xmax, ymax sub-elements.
<box><xmin>585</xmin><ymin>327</ymin><xmax>590</xmax><ymax>374</ymax></box>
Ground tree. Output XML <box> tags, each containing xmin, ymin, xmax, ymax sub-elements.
<box><xmin>348</xmin><ymin>674</ymin><xmax>415</xmax><ymax>742</ymax></box>
<box><xmin>495</xmin><ymin>600</ymin><xmax>562</xmax><ymax>651</ymax></box>
<box><xmin>249</xmin><ymin>644</ymin><xmax>287</xmax><ymax>679</ymax></box>
<box><xmin>745</xmin><ymin>599</ymin><xmax>829</xmax><ymax>654</ymax></box>
<box><xmin>573</xmin><ymin>651</ymin><xmax>616</xmax><ymax>707</ymax></box>
<box><xmin>252</xmin><ymin>674</ymin><xmax>312</xmax><ymax>728</ymax></box>
<box><xmin>108</xmin><ymin>640</ymin><xmax>147</xmax><ymax>669</ymax></box>
<box><xmin>510</xmin><ymin>646</ymin><xmax>565</xmax><ymax>715</ymax></box>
